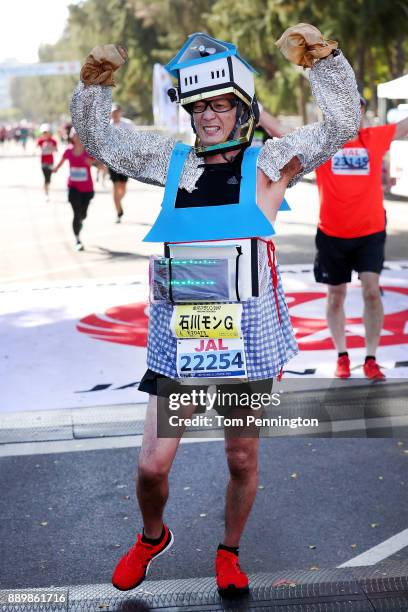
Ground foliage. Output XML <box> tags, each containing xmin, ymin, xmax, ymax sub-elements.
<box><xmin>9</xmin><ymin>0</ymin><xmax>408</xmax><ymax>122</ymax></box>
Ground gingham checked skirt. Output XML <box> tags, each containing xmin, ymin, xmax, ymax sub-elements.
<box><xmin>146</xmin><ymin>262</ymin><xmax>298</xmax><ymax>381</ymax></box>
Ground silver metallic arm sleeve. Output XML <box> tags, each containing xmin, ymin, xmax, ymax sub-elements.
<box><xmin>258</xmin><ymin>52</ymin><xmax>360</xmax><ymax>187</ymax></box>
<box><xmin>70</xmin><ymin>82</ymin><xmax>176</xmax><ymax>186</ymax></box>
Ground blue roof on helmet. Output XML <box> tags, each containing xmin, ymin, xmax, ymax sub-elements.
<box><xmin>165</xmin><ymin>32</ymin><xmax>258</xmax><ymax>77</ymax></box>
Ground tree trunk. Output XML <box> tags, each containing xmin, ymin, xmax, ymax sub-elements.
<box><xmin>396</xmin><ymin>36</ymin><xmax>405</xmax><ymax>77</ymax></box>
<box><xmin>367</xmin><ymin>47</ymin><xmax>377</xmax><ymax>116</ymax></box>
<box><xmin>356</xmin><ymin>42</ymin><xmax>366</xmax><ymax>92</ymax></box>
<box><xmin>384</xmin><ymin>46</ymin><xmax>395</xmax><ymax>80</ymax></box>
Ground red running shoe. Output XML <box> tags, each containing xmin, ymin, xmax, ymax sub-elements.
<box><xmin>216</xmin><ymin>549</ymin><xmax>249</xmax><ymax>597</ymax></box>
<box><xmin>363</xmin><ymin>358</ymin><xmax>386</xmax><ymax>381</ymax></box>
<box><xmin>335</xmin><ymin>355</ymin><xmax>351</xmax><ymax>378</ymax></box>
<box><xmin>112</xmin><ymin>525</ymin><xmax>173</xmax><ymax>591</ymax></box>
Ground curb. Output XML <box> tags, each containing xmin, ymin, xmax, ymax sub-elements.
<box><xmin>0</xmin><ymin>404</ymin><xmax>146</xmax><ymax>444</ymax></box>
<box><xmin>0</xmin><ymin>561</ymin><xmax>407</xmax><ymax>611</ymax></box>
<box><xmin>0</xmin><ymin>380</ymin><xmax>407</xmax><ymax>445</ymax></box>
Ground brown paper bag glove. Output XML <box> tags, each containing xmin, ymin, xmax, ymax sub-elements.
<box><xmin>80</xmin><ymin>44</ymin><xmax>127</xmax><ymax>86</ymax></box>
<box><xmin>276</xmin><ymin>23</ymin><xmax>338</xmax><ymax>69</ymax></box>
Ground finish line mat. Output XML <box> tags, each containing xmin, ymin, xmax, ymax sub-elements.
<box><xmin>0</xmin><ymin>262</ymin><xmax>407</xmax><ymax>413</ymax></box>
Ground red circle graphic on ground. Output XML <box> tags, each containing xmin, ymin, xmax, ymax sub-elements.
<box><xmin>77</xmin><ymin>286</ymin><xmax>408</xmax><ymax>351</ymax></box>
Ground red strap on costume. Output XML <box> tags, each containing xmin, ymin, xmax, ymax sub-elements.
<box><xmin>258</xmin><ymin>238</ymin><xmax>283</xmax><ymax>381</ymax></box>
<box><xmin>258</xmin><ymin>238</ymin><xmax>281</xmax><ymax>323</ymax></box>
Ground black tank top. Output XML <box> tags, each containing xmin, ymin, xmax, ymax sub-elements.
<box><xmin>174</xmin><ymin>152</ymin><xmax>243</xmax><ymax>208</ymax></box>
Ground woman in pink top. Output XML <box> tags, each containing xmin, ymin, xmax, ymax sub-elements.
<box><xmin>53</xmin><ymin>128</ymin><xmax>95</xmax><ymax>250</ymax></box>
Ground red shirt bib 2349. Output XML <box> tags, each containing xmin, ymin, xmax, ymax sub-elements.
<box><xmin>315</xmin><ymin>124</ymin><xmax>396</xmax><ymax>238</ymax></box>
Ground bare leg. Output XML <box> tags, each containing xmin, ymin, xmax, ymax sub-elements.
<box><xmin>113</xmin><ymin>181</ymin><xmax>126</xmax><ymax>216</ymax></box>
<box><xmin>137</xmin><ymin>395</ymin><xmax>195</xmax><ymax>538</ymax></box>
<box><xmin>360</xmin><ymin>272</ymin><xmax>384</xmax><ymax>355</ymax></box>
<box><xmin>223</xmin><ymin>436</ymin><xmax>259</xmax><ymax>547</ymax></box>
<box><xmin>326</xmin><ymin>284</ymin><xmax>347</xmax><ymax>352</ymax></box>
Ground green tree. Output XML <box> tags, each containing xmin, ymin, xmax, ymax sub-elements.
<box><xmin>9</xmin><ymin>0</ymin><xmax>408</xmax><ymax>122</ymax></box>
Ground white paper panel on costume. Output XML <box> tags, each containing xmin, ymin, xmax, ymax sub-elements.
<box><xmin>230</xmin><ymin>55</ymin><xmax>255</xmax><ymax>99</ymax></box>
<box><xmin>179</xmin><ymin>58</ymin><xmax>230</xmax><ymax>95</ymax></box>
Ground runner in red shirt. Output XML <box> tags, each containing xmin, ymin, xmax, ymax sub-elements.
<box><xmin>314</xmin><ymin>97</ymin><xmax>408</xmax><ymax>379</ymax></box>
<box><xmin>36</xmin><ymin>123</ymin><xmax>57</xmax><ymax>201</ymax></box>
<box><xmin>53</xmin><ymin>128</ymin><xmax>95</xmax><ymax>251</ymax></box>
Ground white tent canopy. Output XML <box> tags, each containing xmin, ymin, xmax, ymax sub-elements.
<box><xmin>377</xmin><ymin>74</ymin><xmax>408</xmax><ymax>99</ymax></box>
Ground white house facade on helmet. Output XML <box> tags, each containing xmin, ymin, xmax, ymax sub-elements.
<box><xmin>165</xmin><ymin>33</ymin><xmax>259</xmax><ymax>155</ymax></box>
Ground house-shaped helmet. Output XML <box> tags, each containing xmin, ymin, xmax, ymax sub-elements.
<box><xmin>165</xmin><ymin>33</ymin><xmax>260</xmax><ymax>156</ymax></box>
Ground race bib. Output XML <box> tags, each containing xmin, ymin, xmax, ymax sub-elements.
<box><xmin>70</xmin><ymin>167</ymin><xmax>88</xmax><ymax>181</ymax></box>
<box><xmin>176</xmin><ymin>337</ymin><xmax>247</xmax><ymax>378</ymax></box>
<box><xmin>42</xmin><ymin>143</ymin><xmax>54</xmax><ymax>154</ymax></box>
<box><xmin>331</xmin><ymin>147</ymin><xmax>370</xmax><ymax>175</ymax></box>
<box><xmin>171</xmin><ymin>303</ymin><xmax>242</xmax><ymax>339</ymax></box>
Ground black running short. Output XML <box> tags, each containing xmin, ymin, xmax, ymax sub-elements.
<box><xmin>108</xmin><ymin>168</ymin><xmax>129</xmax><ymax>183</ymax></box>
<box><xmin>68</xmin><ymin>187</ymin><xmax>94</xmax><ymax>207</ymax></box>
<box><xmin>139</xmin><ymin>368</ymin><xmax>273</xmax><ymax>415</ymax></box>
<box><xmin>314</xmin><ymin>228</ymin><xmax>386</xmax><ymax>285</ymax></box>
<box><xmin>41</xmin><ymin>165</ymin><xmax>52</xmax><ymax>184</ymax></box>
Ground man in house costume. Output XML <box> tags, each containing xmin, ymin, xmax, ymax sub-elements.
<box><xmin>72</xmin><ymin>25</ymin><xmax>359</xmax><ymax>596</ymax></box>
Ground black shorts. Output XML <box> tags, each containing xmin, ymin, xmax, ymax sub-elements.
<box><xmin>139</xmin><ymin>369</ymin><xmax>273</xmax><ymax>415</ymax></box>
<box><xmin>314</xmin><ymin>228</ymin><xmax>386</xmax><ymax>285</ymax></box>
<box><xmin>68</xmin><ymin>187</ymin><xmax>94</xmax><ymax>207</ymax></box>
<box><xmin>108</xmin><ymin>168</ymin><xmax>129</xmax><ymax>183</ymax></box>
<box><xmin>41</xmin><ymin>165</ymin><xmax>52</xmax><ymax>184</ymax></box>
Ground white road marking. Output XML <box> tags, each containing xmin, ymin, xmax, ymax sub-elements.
<box><xmin>338</xmin><ymin>528</ymin><xmax>408</xmax><ymax>567</ymax></box>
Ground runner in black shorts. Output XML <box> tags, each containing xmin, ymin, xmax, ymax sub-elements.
<box><xmin>314</xmin><ymin>96</ymin><xmax>408</xmax><ymax>379</ymax></box>
<box><xmin>314</xmin><ymin>228</ymin><xmax>386</xmax><ymax>285</ymax></box>
<box><xmin>109</xmin><ymin>104</ymin><xmax>135</xmax><ymax>222</ymax></box>
<box><xmin>108</xmin><ymin>168</ymin><xmax>129</xmax><ymax>183</ymax></box>
<box><xmin>36</xmin><ymin>124</ymin><xmax>57</xmax><ymax>201</ymax></box>
<box><xmin>53</xmin><ymin>128</ymin><xmax>95</xmax><ymax>250</ymax></box>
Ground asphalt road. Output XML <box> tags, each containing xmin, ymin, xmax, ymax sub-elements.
<box><xmin>0</xmin><ymin>437</ymin><xmax>407</xmax><ymax>589</ymax></box>
<box><xmin>1</xmin><ymin>142</ymin><xmax>407</xmax><ymax>593</ymax></box>
<box><xmin>0</xmin><ymin>144</ymin><xmax>407</xmax><ymax>285</ymax></box>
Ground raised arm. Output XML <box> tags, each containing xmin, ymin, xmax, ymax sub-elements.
<box><xmin>52</xmin><ymin>155</ymin><xmax>66</xmax><ymax>173</ymax></box>
<box><xmin>258</xmin><ymin>106</ymin><xmax>285</xmax><ymax>138</ymax></box>
<box><xmin>258</xmin><ymin>24</ymin><xmax>360</xmax><ymax>187</ymax></box>
<box><xmin>70</xmin><ymin>45</ymin><xmax>176</xmax><ymax>187</ymax></box>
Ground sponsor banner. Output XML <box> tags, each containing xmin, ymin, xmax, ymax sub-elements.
<box><xmin>0</xmin><ymin>264</ymin><xmax>407</xmax><ymax>413</ymax></box>
<box><xmin>0</xmin><ymin>61</ymin><xmax>80</xmax><ymax>78</ymax></box>
<box><xmin>152</xmin><ymin>63</ymin><xmax>179</xmax><ymax>133</ymax></box>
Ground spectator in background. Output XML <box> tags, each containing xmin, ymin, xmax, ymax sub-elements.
<box><xmin>0</xmin><ymin>125</ymin><xmax>6</xmax><ymax>146</ymax></box>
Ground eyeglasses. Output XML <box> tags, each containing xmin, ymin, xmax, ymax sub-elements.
<box><xmin>190</xmin><ymin>98</ymin><xmax>239</xmax><ymax>114</ymax></box>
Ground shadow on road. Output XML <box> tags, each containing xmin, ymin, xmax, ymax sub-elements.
<box><xmin>94</xmin><ymin>246</ymin><xmax>151</xmax><ymax>261</ymax></box>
